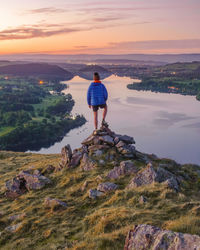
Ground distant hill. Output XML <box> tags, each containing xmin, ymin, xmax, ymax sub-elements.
<box><xmin>0</xmin><ymin>63</ymin><xmax>73</xmax><ymax>80</ymax></box>
<box><xmin>1</xmin><ymin>53</ymin><xmax>200</xmax><ymax>64</ymax></box>
<box><xmin>77</xmin><ymin>65</ymin><xmax>112</xmax><ymax>80</ymax></box>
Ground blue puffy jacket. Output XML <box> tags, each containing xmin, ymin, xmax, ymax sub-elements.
<box><xmin>87</xmin><ymin>81</ymin><xmax>108</xmax><ymax>106</ymax></box>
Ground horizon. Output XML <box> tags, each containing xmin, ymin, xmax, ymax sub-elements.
<box><xmin>0</xmin><ymin>0</ymin><xmax>200</xmax><ymax>55</ymax></box>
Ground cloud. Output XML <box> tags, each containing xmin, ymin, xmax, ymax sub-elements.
<box><xmin>0</xmin><ymin>25</ymin><xmax>80</xmax><ymax>40</ymax></box>
<box><xmin>25</xmin><ymin>7</ymin><xmax>67</xmax><ymax>14</ymax></box>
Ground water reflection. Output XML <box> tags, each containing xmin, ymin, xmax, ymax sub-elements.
<box><xmin>36</xmin><ymin>75</ymin><xmax>200</xmax><ymax>165</ymax></box>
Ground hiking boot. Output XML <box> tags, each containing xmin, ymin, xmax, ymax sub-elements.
<box><xmin>101</xmin><ymin>120</ymin><xmax>108</xmax><ymax>128</ymax></box>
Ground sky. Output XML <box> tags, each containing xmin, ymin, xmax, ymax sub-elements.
<box><xmin>0</xmin><ymin>0</ymin><xmax>200</xmax><ymax>54</ymax></box>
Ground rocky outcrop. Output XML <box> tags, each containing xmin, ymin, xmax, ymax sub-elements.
<box><xmin>5</xmin><ymin>169</ymin><xmax>51</xmax><ymax>199</ymax></box>
<box><xmin>124</xmin><ymin>224</ymin><xmax>200</xmax><ymax>250</ymax></box>
<box><xmin>80</xmin><ymin>153</ymin><xmax>97</xmax><ymax>171</ymax></box>
<box><xmin>59</xmin><ymin>144</ymin><xmax>72</xmax><ymax>168</ymax></box>
<box><xmin>107</xmin><ymin>160</ymin><xmax>138</xmax><ymax>179</ymax></box>
<box><xmin>128</xmin><ymin>163</ymin><xmax>179</xmax><ymax>191</ymax></box>
<box><xmin>97</xmin><ymin>182</ymin><xmax>118</xmax><ymax>193</ymax></box>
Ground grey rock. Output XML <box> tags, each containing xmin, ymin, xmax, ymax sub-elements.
<box><xmin>44</xmin><ymin>197</ymin><xmax>67</xmax><ymax>210</ymax></box>
<box><xmin>5</xmin><ymin>177</ymin><xmax>27</xmax><ymax>199</ymax></box>
<box><xmin>107</xmin><ymin>160</ymin><xmax>138</xmax><ymax>179</ymax></box>
<box><xmin>128</xmin><ymin>163</ymin><xmax>179</xmax><ymax>191</ymax></box>
<box><xmin>81</xmin><ymin>135</ymin><xmax>95</xmax><ymax>146</ymax></box>
<box><xmin>43</xmin><ymin>165</ymin><xmax>55</xmax><ymax>175</ymax></box>
<box><xmin>18</xmin><ymin>170</ymin><xmax>51</xmax><ymax>190</ymax></box>
<box><xmin>99</xmin><ymin>135</ymin><xmax>114</xmax><ymax>145</ymax></box>
<box><xmin>69</xmin><ymin>150</ymin><xmax>83</xmax><ymax>168</ymax></box>
<box><xmin>60</xmin><ymin>145</ymin><xmax>72</xmax><ymax>167</ymax></box>
<box><xmin>97</xmin><ymin>182</ymin><xmax>118</xmax><ymax>193</ymax></box>
<box><xmin>118</xmin><ymin>135</ymin><xmax>135</xmax><ymax>144</ymax></box>
<box><xmin>5</xmin><ymin>223</ymin><xmax>23</xmax><ymax>233</ymax></box>
<box><xmin>124</xmin><ymin>224</ymin><xmax>200</xmax><ymax>250</ymax></box>
<box><xmin>114</xmin><ymin>137</ymin><xmax>120</xmax><ymax>144</ymax></box>
<box><xmin>163</xmin><ymin>177</ymin><xmax>179</xmax><ymax>191</ymax></box>
<box><xmin>116</xmin><ymin>141</ymin><xmax>126</xmax><ymax>148</ymax></box>
<box><xmin>94</xmin><ymin>150</ymin><xmax>103</xmax><ymax>157</ymax></box>
<box><xmin>80</xmin><ymin>153</ymin><xmax>96</xmax><ymax>171</ymax></box>
<box><xmin>88</xmin><ymin>189</ymin><xmax>104</xmax><ymax>199</ymax></box>
<box><xmin>88</xmin><ymin>144</ymin><xmax>109</xmax><ymax>152</ymax></box>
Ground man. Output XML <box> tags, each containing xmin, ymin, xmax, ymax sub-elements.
<box><xmin>87</xmin><ymin>72</ymin><xmax>108</xmax><ymax>130</ymax></box>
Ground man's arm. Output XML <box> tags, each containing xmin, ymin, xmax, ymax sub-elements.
<box><xmin>87</xmin><ymin>85</ymin><xmax>92</xmax><ymax>106</ymax></box>
<box><xmin>103</xmin><ymin>85</ymin><xmax>108</xmax><ymax>101</ymax></box>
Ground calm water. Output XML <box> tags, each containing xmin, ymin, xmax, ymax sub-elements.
<box><xmin>36</xmin><ymin>75</ymin><xmax>200</xmax><ymax>165</ymax></box>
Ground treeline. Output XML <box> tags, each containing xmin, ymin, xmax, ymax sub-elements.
<box><xmin>0</xmin><ymin>115</ymin><xmax>86</xmax><ymax>151</ymax></box>
<box><xmin>0</xmin><ymin>77</ymin><xmax>86</xmax><ymax>151</ymax></box>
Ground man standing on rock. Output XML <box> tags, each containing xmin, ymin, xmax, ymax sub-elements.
<box><xmin>87</xmin><ymin>72</ymin><xmax>108</xmax><ymax>130</ymax></box>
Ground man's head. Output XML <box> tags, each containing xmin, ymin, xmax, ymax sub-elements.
<box><xmin>94</xmin><ymin>72</ymin><xmax>100</xmax><ymax>81</ymax></box>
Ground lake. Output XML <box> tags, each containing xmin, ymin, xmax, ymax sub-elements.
<box><xmin>36</xmin><ymin>75</ymin><xmax>200</xmax><ymax>165</ymax></box>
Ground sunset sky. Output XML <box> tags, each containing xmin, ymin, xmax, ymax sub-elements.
<box><xmin>0</xmin><ymin>0</ymin><xmax>200</xmax><ymax>54</ymax></box>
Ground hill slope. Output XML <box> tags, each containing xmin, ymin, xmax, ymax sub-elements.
<box><xmin>0</xmin><ymin>125</ymin><xmax>200</xmax><ymax>249</ymax></box>
<box><xmin>0</xmin><ymin>63</ymin><xmax>73</xmax><ymax>80</ymax></box>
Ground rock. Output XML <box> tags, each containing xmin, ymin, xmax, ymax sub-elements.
<box><xmin>9</xmin><ymin>213</ymin><xmax>26</xmax><ymax>221</ymax></box>
<box><xmin>139</xmin><ymin>195</ymin><xmax>147</xmax><ymax>204</ymax></box>
<box><xmin>88</xmin><ymin>144</ymin><xmax>110</xmax><ymax>152</ymax></box>
<box><xmin>118</xmin><ymin>144</ymin><xmax>136</xmax><ymax>156</ymax></box>
<box><xmin>163</xmin><ymin>177</ymin><xmax>179</xmax><ymax>191</ymax></box>
<box><xmin>88</xmin><ymin>189</ymin><xmax>104</xmax><ymax>199</ymax></box>
<box><xmin>5</xmin><ymin>223</ymin><xmax>23</xmax><ymax>233</ymax></box>
<box><xmin>128</xmin><ymin>163</ymin><xmax>179</xmax><ymax>191</ymax></box>
<box><xmin>18</xmin><ymin>170</ymin><xmax>51</xmax><ymax>190</ymax></box>
<box><xmin>107</xmin><ymin>160</ymin><xmax>138</xmax><ymax>179</ymax></box>
<box><xmin>99</xmin><ymin>135</ymin><xmax>114</xmax><ymax>145</ymax></box>
<box><xmin>97</xmin><ymin>182</ymin><xmax>118</xmax><ymax>193</ymax></box>
<box><xmin>5</xmin><ymin>177</ymin><xmax>27</xmax><ymax>199</ymax></box>
<box><xmin>116</xmin><ymin>141</ymin><xmax>126</xmax><ymax>148</ymax></box>
<box><xmin>135</xmin><ymin>151</ymin><xmax>149</xmax><ymax>163</ymax></box>
<box><xmin>0</xmin><ymin>211</ymin><xmax>4</xmax><ymax>217</ymax></box>
<box><xmin>69</xmin><ymin>150</ymin><xmax>83</xmax><ymax>168</ymax></box>
<box><xmin>80</xmin><ymin>153</ymin><xmax>96</xmax><ymax>171</ymax></box>
<box><xmin>124</xmin><ymin>224</ymin><xmax>200</xmax><ymax>250</ymax></box>
<box><xmin>44</xmin><ymin>197</ymin><xmax>67</xmax><ymax>210</ymax></box>
<box><xmin>118</xmin><ymin>135</ymin><xmax>135</xmax><ymax>144</ymax></box>
<box><xmin>114</xmin><ymin>137</ymin><xmax>120</xmax><ymax>144</ymax></box>
<box><xmin>60</xmin><ymin>145</ymin><xmax>72</xmax><ymax>167</ymax></box>
<box><xmin>81</xmin><ymin>135</ymin><xmax>95</xmax><ymax>146</ymax></box>
<box><xmin>99</xmin><ymin>159</ymin><xmax>105</xmax><ymax>165</ymax></box>
<box><xmin>94</xmin><ymin>150</ymin><xmax>103</xmax><ymax>157</ymax></box>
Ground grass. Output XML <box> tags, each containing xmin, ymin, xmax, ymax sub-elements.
<box><xmin>0</xmin><ymin>127</ymin><xmax>16</xmax><ymax>136</ymax></box>
<box><xmin>0</xmin><ymin>150</ymin><xmax>200</xmax><ymax>249</ymax></box>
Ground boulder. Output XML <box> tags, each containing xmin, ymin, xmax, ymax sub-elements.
<box><xmin>88</xmin><ymin>189</ymin><xmax>104</xmax><ymax>199</ymax></box>
<box><xmin>69</xmin><ymin>150</ymin><xmax>83</xmax><ymax>168</ymax></box>
<box><xmin>107</xmin><ymin>160</ymin><xmax>138</xmax><ymax>179</ymax></box>
<box><xmin>60</xmin><ymin>145</ymin><xmax>72</xmax><ymax>167</ymax></box>
<box><xmin>128</xmin><ymin>163</ymin><xmax>179</xmax><ymax>191</ymax></box>
<box><xmin>118</xmin><ymin>135</ymin><xmax>135</xmax><ymax>144</ymax></box>
<box><xmin>18</xmin><ymin>170</ymin><xmax>51</xmax><ymax>190</ymax></box>
<box><xmin>88</xmin><ymin>144</ymin><xmax>110</xmax><ymax>152</ymax></box>
<box><xmin>99</xmin><ymin>135</ymin><xmax>114</xmax><ymax>146</ymax></box>
<box><xmin>97</xmin><ymin>182</ymin><xmax>118</xmax><ymax>193</ymax></box>
<box><xmin>80</xmin><ymin>153</ymin><xmax>96</xmax><ymax>171</ymax></box>
<box><xmin>124</xmin><ymin>224</ymin><xmax>200</xmax><ymax>250</ymax></box>
<box><xmin>5</xmin><ymin>177</ymin><xmax>27</xmax><ymax>199</ymax></box>
<box><xmin>44</xmin><ymin>197</ymin><xmax>67</xmax><ymax>210</ymax></box>
<box><xmin>81</xmin><ymin>135</ymin><xmax>95</xmax><ymax>146</ymax></box>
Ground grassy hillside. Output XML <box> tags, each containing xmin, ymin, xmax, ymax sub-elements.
<box><xmin>1</xmin><ymin>143</ymin><xmax>200</xmax><ymax>249</ymax></box>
